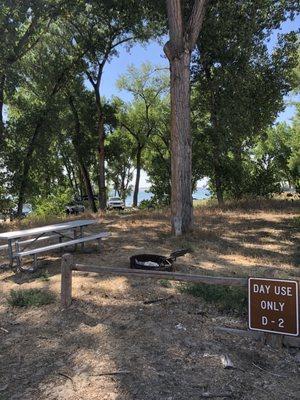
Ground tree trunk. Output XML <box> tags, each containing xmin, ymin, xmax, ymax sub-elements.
<box><xmin>97</xmin><ymin>112</ymin><xmax>106</xmax><ymax>210</ymax></box>
<box><xmin>69</xmin><ymin>95</ymin><xmax>97</xmax><ymax>213</ymax></box>
<box><xmin>64</xmin><ymin>158</ymin><xmax>77</xmax><ymax>198</ymax></box>
<box><xmin>215</xmin><ymin>172</ymin><xmax>224</xmax><ymax>207</ymax></box>
<box><xmin>168</xmin><ymin>52</ymin><xmax>193</xmax><ymax>235</ymax></box>
<box><xmin>78</xmin><ymin>168</ymin><xmax>84</xmax><ymax>200</ymax></box>
<box><xmin>80</xmin><ymin>162</ymin><xmax>97</xmax><ymax>213</ymax></box>
<box><xmin>16</xmin><ymin>67</ymin><xmax>72</xmax><ymax>215</ymax></box>
<box><xmin>0</xmin><ymin>74</ymin><xmax>5</xmax><ymax>146</ymax></box>
<box><xmin>233</xmin><ymin>145</ymin><xmax>243</xmax><ymax>199</ymax></box>
<box><xmin>93</xmin><ymin>87</ymin><xmax>107</xmax><ymax>211</ymax></box>
<box><xmin>133</xmin><ymin>145</ymin><xmax>142</xmax><ymax>207</ymax></box>
<box><xmin>17</xmin><ymin>120</ymin><xmax>43</xmax><ymax>215</ymax></box>
<box><xmin>205</xmin><ymin>61</ymin><xmax>224</xmax><ymax>208</ymax></box>
<box><xmin>164</xmin><ymin>0</ymin><xmax>208</xmax><ymax>235</ymax></box>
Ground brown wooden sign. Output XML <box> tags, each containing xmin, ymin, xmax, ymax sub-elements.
<box><xmin>248</xmin><ymin>278</ymin><xmax>299</xmax><ymax>336</ymax></box>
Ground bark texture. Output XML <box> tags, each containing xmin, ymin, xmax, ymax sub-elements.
<box><xmin>164</xmin><ymin>0</ymin><xmax>209</xmax><ymax>235</ymax></box>
<box><xmin>91</xmin><ymin>81</ymin><xmax>106</xmax><ymax>211</ymax></box>
<box><xmin>0</xmin><ymin>74</ymin><xmax>5</xmax><ymax>145</ymax></box>
<box><xmin>133</xmin><ymin>145</ymin><xmax>142</xmax><ymax>207</ymax></box>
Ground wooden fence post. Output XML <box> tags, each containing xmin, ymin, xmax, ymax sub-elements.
<box><xmin>61</xmin><ymin>253</ymin><xmax>73</xmax><ymax>308</ymax></box>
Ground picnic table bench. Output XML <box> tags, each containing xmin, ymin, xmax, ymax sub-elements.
<box><xmin>0</xmin><ymin>219</ymin><xmax>109</xmax><ymax>271</ymax></box>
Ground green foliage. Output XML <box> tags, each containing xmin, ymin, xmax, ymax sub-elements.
<box><xmin>179</xmin><ymin>283</ymin><xmax>248</xmax><ymax>314</ymax></box>
<box><xmin>0</xmin><ymin>0</ymin><xmax>299</xmax><ymax>214</ymax></box>
<box><xmin>192</xmin><ymin>0</ymin><xmax>299</xmax><ymax>203</ymax></box>
<box><xmin>116</xmin><ymin>63</ymin><xmax>169</xmax><ymax>205</ymax></box>
<box><xmin>293</xmin><ymin>216</ymin><xmax>300</xmax><ymax>228</ymax></box>
<box><xmin>106</xmin><ymin>128</ymin><xmax>134</xmax><ymax>201</ymax></box>
<box><xmin>38</xmin><ymin>270</ymin><xmax>50</xmax><ymax>282</ymax></box>
<box><xmin>8</xmin><ymin>289</ymin><xmax>55</xmax><ymax>307</ymax></box>
<box><xmin>138</xmin><ymin>198</ymin><xmax>155</xmax><ymax>210</ymax></box>
<box><xmin>32</xmin><ymin>188</ymin><xmax>73</xmax><ymax>217</ymax></box>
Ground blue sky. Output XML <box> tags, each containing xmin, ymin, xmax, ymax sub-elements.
<box><xmin>98</xmin><ymin>15</ymin><xmax>299</xmax><ymax>122</ymax></box>
<box><xmin>97</xmin><ymin>15</ymin><xmax>299</xmax><ymax>188</ymax></box>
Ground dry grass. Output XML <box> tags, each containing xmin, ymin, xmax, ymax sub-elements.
<box><xmin>0</xmin><ymin>200</ymin><xmax>299</xmax><ymax>400</ymax></box>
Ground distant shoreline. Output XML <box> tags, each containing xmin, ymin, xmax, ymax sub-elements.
<box><xmin>124</xmin><ymin>187</ymin><xmax>211</xmax><ymax>206</ymax></box>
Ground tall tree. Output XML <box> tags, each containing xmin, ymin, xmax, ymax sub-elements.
<box><xmin>68</xmin><ymin>93</ymin><xmax>97</xmax><ymax>212</ymax></box>
<box><xmin>69</xmin><ymin>1</ymin><xmax>164</xmax><ymax>210</ymax></box>
<box><xmin>106</xmin><ymin>128</ymin><xmax>134</xmax><ymax>201</ymax></box>
<box><xmin>117</xmin><ymin>63</ymin><xmax>168</xmax><ymax>206</ymax></box>
<box><xmin>164</xmin><ymin>0</ymin><xmax>209</xmax><ymax>235</ymax></box>
<box><xmin>11</xmin><ymin>22</ymin><xmax>85</xmax><ymax>215</ymax></box>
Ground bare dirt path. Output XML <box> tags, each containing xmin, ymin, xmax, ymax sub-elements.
<box><xmin>0</xmin><ymin>201</ymin><xmax>299</xmax><ymax>399</ymax></box>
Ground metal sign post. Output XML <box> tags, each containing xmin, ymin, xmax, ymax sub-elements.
<box><xmin>248</xmin><ymin>278</ymin><xmax>299</xmax><ymax>336</ymax></box>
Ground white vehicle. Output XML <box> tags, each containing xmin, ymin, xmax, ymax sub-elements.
<box><xmin>107</xmin><ymin>197</ymin><xmax>125</xmax><ymax>210</ymax></box>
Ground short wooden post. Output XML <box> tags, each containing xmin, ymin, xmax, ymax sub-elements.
<box><xmin>61</xmin><ymin>253</ymin><xmax>73</xmax><ymax>308</ymax></box>
<box><xmin>264</xmin><ymin>333</ymin><xmax>284</xmax><ymax>348</ymax></box>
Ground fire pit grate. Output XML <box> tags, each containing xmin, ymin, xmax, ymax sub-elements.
<box><xmin>130</xmin><ymin>249</ymin><xmax>190</xmax><ymax>272</ymax></box>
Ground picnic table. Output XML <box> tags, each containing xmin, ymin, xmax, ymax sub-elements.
<box><xmin>0</xmin><ymin>219</ymin><xmax>109</xmax><ymax>271</ymax></box>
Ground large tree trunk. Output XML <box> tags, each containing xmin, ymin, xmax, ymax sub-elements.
<box><xmin>133</xmin><ymin>145</ymin><xmax>142</xmax><ymax>207</ymax></box>
<box><xmin>0</xmin><ymin>74</ymin><xmax>5</xmax><ymax>145</ymax></box>
<box><xmin>164</xmin><ymin>0</ymin><xmax>208</xmax><ymax>235</ymax></box>
<box><xmin>169</xmin><ymin>52</ymin><xmax>193</xmax><ymax>235</ymax></box>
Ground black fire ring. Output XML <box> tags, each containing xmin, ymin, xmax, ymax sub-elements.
<box><xmin>130</xmin><ymin>249</ymin><xmax>190</xmax><ymax>272</ymax></box>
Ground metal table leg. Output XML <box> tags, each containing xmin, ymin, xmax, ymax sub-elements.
<box><xmin>73</xmin><ymin>228</ymin><xmax>78</xmax><ymax>251</ymax></box>
<box><xmin>15</xmin><ymin>241</ymin><xmax>22</xmax><ymax>271</ymax></box>
<box><xmin>80</xmin><ymin>226</ymin><xmax>84</xmax><ymax>250</ymax></box>
<box><xmin>7</xmin><ymin>239</ymin><xmax>15</xmax><ymax>269</ymax></box>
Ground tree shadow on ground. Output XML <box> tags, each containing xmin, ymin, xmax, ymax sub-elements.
<box><xmin>1</xmin><ymin>284</ymin><xmax>299</xmax><ymax>400</ymax></box>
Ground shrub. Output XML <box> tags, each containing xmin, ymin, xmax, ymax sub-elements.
<box><xmin>179</xmin><ymin>283</ymin><xmax>247</xmax><ymax>314</ymax></box>
<box><xmin>31</xmin><ymin>188</ymin><xmax>73</xmax><ymax>217</ymax></box>
<box><xmin>138</xmin><ymin>199</ymin><xmax>156</xmax><ymax>210</ymax></box>
<box><xmin>8</xmin><ymin>289</ymin><xmax>55</xmax><ymax>307</ymax></box>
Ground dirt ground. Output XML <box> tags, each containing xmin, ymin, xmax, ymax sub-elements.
<box><xmin>0</xmin><ymin>200</ymin><xmax>299</xmax><ymax>400</ymax></box>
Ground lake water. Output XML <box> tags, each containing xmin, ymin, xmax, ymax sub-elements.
<box><xmin>125</xmin><ymin>187</ymin><xmax>211</xmax><ymax>206</ymax></box>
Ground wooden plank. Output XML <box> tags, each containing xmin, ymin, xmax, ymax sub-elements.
<box><xmin>61</xmin><ymin>254</ymin><xmax>73</xmax><ymax>308</ymax></box>
<box><xmin>73</xmin><ymin>264</ymin><xmax>248</xmax><ymax>287</ymax></box>
<box><xmin>215</xmin><ymin>326</ymin><xmax>300</xmax><ymax>348</ymax></box>
<box><xmin>16</xmin><ymin>232</ymin><xmax>110</xmax><ymax>257</ymax></box>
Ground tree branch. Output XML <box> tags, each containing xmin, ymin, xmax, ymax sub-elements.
<box><xmin>121</xmin><ymin>122</ymin><xmax>139</xmax><ymax>141</ymax></box>
<box><xmin>186</xmin><ymin>0</ymin><xmax>209</xmax><ymax>50</ymax></box>
<box><xmin>166</xmin><ymin>0</ymin><xmax>184</xmax><ymax>51</ymax></box>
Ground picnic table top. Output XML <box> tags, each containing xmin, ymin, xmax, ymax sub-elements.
<box><xmin>0</xmin><ymin>219</ymin><xmax>96</xmax><ymax>240</ymax></box>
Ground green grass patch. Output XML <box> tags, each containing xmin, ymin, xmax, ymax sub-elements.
<box><xmin>179</xmin><ymin>283</ymin><xmax>247</xmax><ymax>314</ymax></box>
<box><xmin>293</xmin><ymin>216</ymin><xmax>300</xmax><ymax>227</ymax></box>
<box><xmin>38</xmin><ymin>270</ymin><xmax>50</xmax><ymax>281</ymax></box>
<box><xmin>159</xmin><ymin>279</ymin><xmax>172</xmax><ymax>288</ymax></box>
<box><xmin>8</xmin><ymin>289</ymin><xmax>55</xmax><ymax>307</ymax></box>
